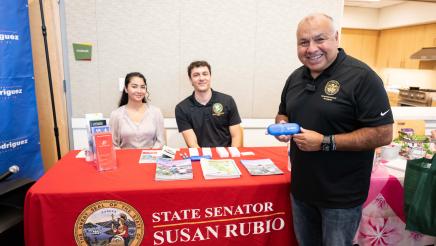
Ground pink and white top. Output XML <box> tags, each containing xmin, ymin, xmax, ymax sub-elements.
<box><xmin>109</xmin><ymin>104</ymin><xmax>165</xmax><ymax>149</ymax></box>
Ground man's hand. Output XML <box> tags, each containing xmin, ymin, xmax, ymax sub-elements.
<box><xmin>181</xmin><ymin>129</ymin><xmax>200</xmax><ymax>148</ymax></box>
<box><xmin>274</xmin><ymin>119</ymin><xmax>291</xmax><ymax>143</ymax></box>
<box><xmin>293</xmin><ymin>127</ymin><xmax>323</xmax><ymax>151</ymax></box>
<box><xmin>276</xmin><ymin>135</ymin><xmax>291</xmax><ymax>143</ymax></box>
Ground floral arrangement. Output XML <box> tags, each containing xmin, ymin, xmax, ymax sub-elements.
<box><xmin>393</xmin><ymin>128</ymin><xmax>435</xmax><ymax>159</ymax></box>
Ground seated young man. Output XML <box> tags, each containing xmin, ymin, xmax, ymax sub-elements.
<box><xmin>175</xmin><ymin>60</ymin><xmax>242</xmax><ymax>148</ymax></box>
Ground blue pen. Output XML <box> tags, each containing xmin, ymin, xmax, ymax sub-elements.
<box><xmin>190</xmin><ymin>155</ymin><xmax>212</xmax><ymax>161</ymax></box>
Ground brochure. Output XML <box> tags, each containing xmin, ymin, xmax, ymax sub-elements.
<box><xmin>90</xmin><ymin>125</ymin><xmax>110</xmax><ymax>135</ymax></box>
<box><xmin>240</xmin><ymin>159</ymin><xmax>283</xmax><ymax>176</ymax></box>
<box><xmin>161</xmin><ymin>145</ymin><xmax>178</xmax><ymax>159</ymax></box>
<box><xmin>93</xmin><ymin>132</ymin><xmax>117</xmax><ymax>171</ymax></box>
<box><xmin>139</xmin><ymin>149</ymin><xmax>162</xmax><ymax>164</ymax></box>
<box><xmin>84</xmin><ymin>113</ymin><xmax>106</xmax><ymax>162</ymax></box>
<box><xmin>155</xmin><ymin>158</ymin><xmax>193</xmax><ymax>181</ymax></box>
<box><xmin>200</xmin><ymin>159</ymin><xmax>241</xmax><ymax>179</ymax></box>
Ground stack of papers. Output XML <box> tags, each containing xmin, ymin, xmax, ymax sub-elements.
<box><xmin>139</xmin><ymin>150</ymin><xmax>162</xmax><ymax>164</ymax></box>
<box><xmin>155</xmin><ymin>158</ymin><xmax>193</xmax><ymax>181</ymax></box>
<box><xmin>216</xmin><ymin>147</ymin><xmax>229</xmax><ymax>158</ymax></box>
<box><xmin>228</xmin><ymin>147</ymin><xmax>240</xmax><ymax>157</ymax></box>
<box><xmin>202</xmin><ymin>147</ymin><xmax>212</xmax><ymax>157</ymax></box>
<box><xmin>240</xmin><ymin>159</ymin><xmax>283</xmax><ymax>176</ymax></box>
<box><xmin>162</xmin><ymin>145</ymin><xmax>178</xmax><ymax>159</ymax></box>
<box><xmin>200</xmin><ymin>159</ymin><xmax>241</xmax><ymax>179</ymax></box>
<box><xmin>188</xmin><ymin>148</ymin><xmax>200</xmax><ymax>157</ymax></box>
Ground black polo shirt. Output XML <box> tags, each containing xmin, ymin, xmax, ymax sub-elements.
<box><xmin>175</xmin><ymin>90</ymin><xmax>241</xmax><ymax>147</ymax></box>
<box><xmin>278</xmin><ymin>48</ymin><xmax>394</xmax><ymax>208</ymax></box>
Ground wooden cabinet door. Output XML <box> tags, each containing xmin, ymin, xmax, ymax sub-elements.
<box><xmin>403</xmin><ymin>25</ymin><xmax>424</xmax><ymax>69</ymax></box>
<box><xmin>360</xmin><ymin>30</ymin><xmax>378</xmax><ymax>68</ymax></box>
<box><xmin>341</xmin><ymin>29</ymin><xmax>378</xmax><ymax>68</ymax></box>
<box><xmin>341</xmin><ymin>29</ymin><xmax>362</xmax><ymax>56</ymax></box>
<box><xmin>376</xmin><ymin>24</ymin><xmax>435</xmax><ymax>69</ymax></box>
<box><xmin>376</xmin><ymin>30</ymin><xmax>390</xmax><ymax>68</ymax></box>
<box><xmin>344</xmin><ymin>24</ymin><xmax>435</xmax><ymax>70</ymax></box>
<box><xmin>419</xmin><ymin>23</ymin><xmax>436</xmax><ymax>70</ymax></box>
<box><xmin>423</xmin><ymin>23</ymin><xmax>436</xmax><ymax>47</ymax></box>
<box><xmin>387</xmin><ymin>29</ymin><xmax>404</xmax><ymax>68</ymax></box>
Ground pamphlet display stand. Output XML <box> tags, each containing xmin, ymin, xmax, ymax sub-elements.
<box><xmin>93</xmin><ymin>132</ymin><xmax>117</xmax><ymax>171</ymax></box>
<box><xmin>84</xmin><ymin>113</ymin><xmax>106</xmax><ymax>162</ymax></box>
<box><xmin>84</xmin><ymin>113</ymin><xmax>116</xmax><ymax>171</ymax></box>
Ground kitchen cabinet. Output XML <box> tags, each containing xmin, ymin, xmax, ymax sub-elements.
<box><xmin>340</xmin><ymin>29</ymin><xmax>379</xmax><ymax>68</ymax></box>
<box><xmin>342</xmin><ymin>23</ymin><xmax>436</xmax><ymax>70</ymax></box>
<box><xmin>387</xmin><ymin>91</ymin><xmax>399</xmax><ymax>106</ymax></box>
<box><xmin>423</xmin><ymin>23</ymin><xmax>436</xmax><ymax>47</ymax></box>
<box><xmin>376</xmin><ymin>25</ymin><xmax>425</xmax><ymax>69</ymax></box>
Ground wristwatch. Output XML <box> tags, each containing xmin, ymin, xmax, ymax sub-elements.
<box><xmin>321</xmin><ymin>135</ymin><xmax>331</xmax><ymax>151</ymax></box>
<box><xmin>321</xmin><ymin>135</ymin><xmax>336</xmax><ymax>151</ymax></box>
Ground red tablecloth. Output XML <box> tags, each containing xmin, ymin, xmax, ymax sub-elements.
<box><xmin>24</xmin><ymin>147</ymin><xmax>297</xmax><ymax>246</ymax></box>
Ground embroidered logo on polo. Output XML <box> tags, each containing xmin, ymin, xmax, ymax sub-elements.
<box><xmin>212</xmin><ymin>103</ymin><xmax>224</xmax><ymax>116</ymax></box>
<box><xmin>322</xmin><ymin>80</ymin><xmax>340</xmax><ymax>101</ymax></box>
<box><xmin>74</xmin><ymin>200</ymin><xmax>144</xmax><ymax>246</ymax></box>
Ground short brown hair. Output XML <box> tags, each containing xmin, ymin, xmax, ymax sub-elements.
<box><xmin>187</xmin><ymin>61</ymin><xmax>211</xmax><ymax>78</ymax></box>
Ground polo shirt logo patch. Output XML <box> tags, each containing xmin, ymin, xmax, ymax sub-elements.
<box><xmin>324</xmin><ymin>80</ymin><xmax>340</xmax><ymax>95</ymax></box>
<box><xmin>212</xmin><ymin>103</ymin><xmax>224</xmax><ymax>116</ymax></box>
<box><xmin>322</xmin><ymin>80</ymin><xmax>340</xmax><ymax>101</ymax></box>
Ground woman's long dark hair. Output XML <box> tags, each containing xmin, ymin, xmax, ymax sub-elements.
<box><xmin>118</xmin><ymin>72</ymin><xmax>150</xmax><ymax>107</ymax></box>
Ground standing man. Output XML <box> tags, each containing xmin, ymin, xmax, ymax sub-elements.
<box><xmin>175</xmin><ymin>61</ymin><xmax>242</xmax><ymax>148</ymax></box>
<box><xmin>275</xmin><ymin>14</ymin><xmax>393</xmax><ymax>246</ymax></box>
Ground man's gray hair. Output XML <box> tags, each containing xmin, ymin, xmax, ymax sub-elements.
<box><xmin>299</xmin><ymin>13</ymin><xmax>338</xmax><ymax>34</ymax></box>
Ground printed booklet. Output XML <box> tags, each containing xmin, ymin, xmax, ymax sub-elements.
<box><xmin>200</xmin><ymin>159</ymin><xmax>241</xmax><ymax>179</ymax></box>
<box><xmin>240</xmin><ymin>159</ymin><xmax>283</xmax><ymax>176</ymax></box>
<box><xmin>139</xmin><ymin>149</ymin><xmax>162</xmax><ymax>164</ymax></box>
<box><xmin>155</xmin><ymin>158</ymin><xmax>193</xmax><ymax>181</ymax></box>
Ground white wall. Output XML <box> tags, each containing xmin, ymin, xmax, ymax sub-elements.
<box><xmin>64</xmin><ymin>0</ymin><xmax>344</xmax><ymax>119</ymax></box>
<box><xmin>378</xmin><ymin>2</ymin><xmax>436</xmax><ymax>29</ymax></box>
<box><xmin>342</xmin><ymin>6</ymin><xmax>379</xmax><ymax>29</ymax></box>
<box><xmin>380</xmin><ymin>68</ymin><xmax>436</xmax><ymax>90</ymax></box>
<box><xmin>343</xmin><ymin>2</ymin><xmax>436</xmax><ymax>29</ymax></box>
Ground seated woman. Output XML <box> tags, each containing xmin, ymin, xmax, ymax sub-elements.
<box><xmin>110</xmin><ymin>72</ymin><xmax>165</xmax><ymax>149</ymax></box>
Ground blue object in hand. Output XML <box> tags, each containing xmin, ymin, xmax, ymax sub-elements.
<box><xmin>190</xmin><ymin>155</ymin><xmax>212</xmax><ymax>161</ymax></box>
<box><xmin>267</xmin><ymin>123</ymin><xmax>301</xmax><ymax>136</ymax></box>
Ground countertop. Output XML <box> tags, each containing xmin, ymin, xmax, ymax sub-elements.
<box><xmin>392</xmin><ymin>106</ymin><xmax>436</xmax><ymax>120</ymax></box>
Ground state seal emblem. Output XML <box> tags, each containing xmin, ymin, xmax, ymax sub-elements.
<box><xmin>74</xmin><ymin>200</ymin><xmax>144</xmax><ymax>246</ymax></box>
<box><xmin>212</xmin><ymin>103</ymin><xmax>224</xmax><ymax>116</ymax></box>
<box><xmin>324</xmin><ymin>80</ymin><xmax>340</xmax><ymax>96</ymax></box>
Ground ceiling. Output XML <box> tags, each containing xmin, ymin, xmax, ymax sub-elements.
<box><xmin>344</xmin><ymin>0</ymin><xmax>436</xmax><ymax>8</ymax></box>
